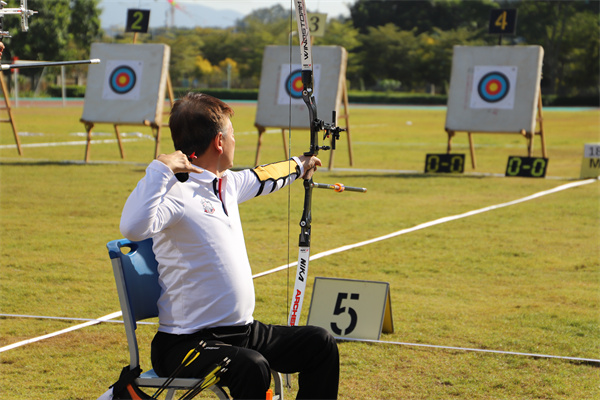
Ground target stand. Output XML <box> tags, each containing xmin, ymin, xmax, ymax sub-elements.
<box><xmin>80</xmin><ymin>43</ymin><xmax>170</xmax><ymax>162</ymax></box>
<box><xmin>254</xmin><ymin>46</ymin><xmax>353</xmax><ymax>169</ymax></box>
<box><xmin>0</xmin><ymin>71</ymin><xmax>22</xmax><ymax>155</ymax></box>
<box><xmin>445</xmin><ymin>45</ymin><xmax>546</xmax><ymax>169</ymax></box>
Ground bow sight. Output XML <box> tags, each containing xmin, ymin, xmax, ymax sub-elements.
<box><xmin>319</xmin><ymin>111</ymin><xmax>345</xmax><ymax>151</ymax></box>
<box><xmin>0</xmin><ymin>0</ymin><xmax>99</xmax><ymax>70</ymax></box>
<box><xmin>0</xmin><ymin>0</ymin><xmax>36</xmax><ymax>38</ymax></box>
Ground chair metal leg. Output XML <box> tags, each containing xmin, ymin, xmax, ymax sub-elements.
<box><xmin>272</xmin><ymin>371</ymin><xmax>285</xmax><ymax>400</ymax></box>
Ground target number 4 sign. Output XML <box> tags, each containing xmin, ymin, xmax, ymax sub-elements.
<box><xmin>307</xmin><ymin>277</ymin><xmax>393</xmax><ymax>340</ymax></box>
<box><xmin>489</xmin><ymin>9</ymin><xmax>517</xmax><ymax>35</ymax></box>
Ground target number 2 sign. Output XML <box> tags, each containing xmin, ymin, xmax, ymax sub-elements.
<box><xmin>307</xmin><ymin>277</ymin><xmax>393</xmax><ymax>340</ymax></box>
<box><xmin>470</xmin><ymin>65</ymin><xmax>517</xmax><ymax>110</ymax></box>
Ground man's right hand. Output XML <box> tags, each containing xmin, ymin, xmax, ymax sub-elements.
<box><xmin>158</xmin><ymin>151</ymin><xmax>204</xmax><ymax>174</ymax></box>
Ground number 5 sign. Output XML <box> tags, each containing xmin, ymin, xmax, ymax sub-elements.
<box><xmin>307</xmin><ymin>277</ymin><xmax>394</xmax><ymax>340</ymax></box>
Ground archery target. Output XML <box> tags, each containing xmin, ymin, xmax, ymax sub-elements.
<box><xmin>109</xmin><ymin>66</ymin><xmax>137</xmax><ymax>94</ymax></box>
<box><xmin>286</xmin><ymin>69</ymin><xmax>304</xmax><ymax>99</ymax></box>
<box><xmin>102</xmin><ymin>60</ymin><xmax>143</xmax><ymax>101</ymax></box>
<box><xmin>277</xmin><ymin>64</ymin><xmax>321</xmax><ymax>105</ymax></box>
<box><xmin>477</xmin><ymin>71</ymin><xmax>509</xmax><ymax>102</ymax></box>
<box><xmin>82</xmin><ymin>43</ymin><xmax>170</xmax><ymax>125</ymax></box>
<box><xmin>470</xmin><ymin>65</ymin><xmax>517</xmax><ymax>109</ymax></box>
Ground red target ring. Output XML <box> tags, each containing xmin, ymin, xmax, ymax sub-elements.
<box><xmin>109</xmin><ymin>66</ymin><xmax>137</xmax><ymax>94</ymax></box>
<box><xmin>477</xmin><ymin>72</ymin><xmax>510</xmax><ymax>103</ymax></box>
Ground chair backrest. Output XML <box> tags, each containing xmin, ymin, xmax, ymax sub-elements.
<box><xmin>107</xmin><ymin>238</ymin><xmax>161</xmax><ymax>368</ymax></box>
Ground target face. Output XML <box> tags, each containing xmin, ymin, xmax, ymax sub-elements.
<box><xmin>477</xmin><ymin>72</ymin><xmax>509</xmax><ymax>103</ymax></box>
<box><xmin>470</xmin><ymin>65</ymin><xmax>517</xmax><ymax>110</ymax></box>
<box><xmin>102</xmin><ymin>60</ymin><xmax>143</xmax><ymax>101</ymax></box>
<box><xmin>109</xmin><ymin>66</ymin><xmax>137</xmax><ymax>94</ymax></box>
<box><xmin>277</xmin><ymin>64</ymin><xmax>321</xmax><ymax>105</ymax></box>
<box><xmin>286</xmin><ymin>69</ymin><xmax>304</xmax><ymax>99</ymax></box>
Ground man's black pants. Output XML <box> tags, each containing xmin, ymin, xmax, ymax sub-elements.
<box><xmin>151</xmin><ymin>320</ymin><xmax>339</xmax><ymax>399</ymax></box>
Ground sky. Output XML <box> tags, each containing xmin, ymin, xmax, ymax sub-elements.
<box><xmin>99</xmin><ymin>0</ymin><xmax>353</xmax><ymax>29</ymax></box>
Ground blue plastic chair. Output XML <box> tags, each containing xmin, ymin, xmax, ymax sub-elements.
<box><xmin>107</xmin><ymin>238</ymin><xmax>284</xmax><ymax>400</ymax></box>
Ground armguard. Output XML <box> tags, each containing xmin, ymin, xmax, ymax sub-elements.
<box><xmin>251</xmin><ymin>159</ymin><xmax>301</xmax><ymax>196</ymax></box>
<box><xmin>253</xmin><ymin>160</ymin><xmax>300</xmax><ymax>182</ymax></box>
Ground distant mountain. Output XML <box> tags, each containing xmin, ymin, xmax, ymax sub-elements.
<box><xmin>98</xmin><ymin>1</ymin><xmax>245</xmax><ymax>30</ymax></box>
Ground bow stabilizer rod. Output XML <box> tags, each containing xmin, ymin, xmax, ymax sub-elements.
<box><xmin>0</xmin><ymin>59</ymin><xmax>100</xmax><ymax>70</ymax></box>
<box><xmin>312</xmin><ymin>182</ymin><xmax>367</xmax><ymax>193</ymax></box>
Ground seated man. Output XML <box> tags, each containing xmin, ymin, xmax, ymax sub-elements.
<box><xmin>120</xmin><ymin>92</ymin><xmax>339</xmax><ymax>399</ymax></box>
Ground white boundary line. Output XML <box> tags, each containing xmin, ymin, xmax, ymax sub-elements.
<box><xmin>338</xmin><ymin>338</ymin><xmax>600</xmax><ymax>363</ymax></box>
<box><xmin>1</xmin><ymin>178</ymin><xmax>597</xmax><ymax>357</ymax></box>
<box><xmin>253</xmin><ymin>178</ymin><xmax>598</xmax><ymax>278</ymax></box>
<box><xmin>0</xmin><ymin>311</ymin><xmax>122</xmax><ymax>353</ymax></box>
<box><xmin>0</xmin><ymin>313</ymin><xmax>156</xmax><ymax>325</ymax></box>
<box><xmin>0</xmin><ymin>138</ymin><xmax>143</xmax><ymax>150</ymax></box>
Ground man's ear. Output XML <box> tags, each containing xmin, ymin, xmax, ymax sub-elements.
<box><xmin>213</xmin><ymin>132</ymin><xmax>224</xmax><ymax>154</ymax></box>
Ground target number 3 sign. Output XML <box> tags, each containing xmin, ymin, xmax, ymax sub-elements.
<box><xmin>307</xmin><ymin>277</ymin><xmax>393</xmax><ymax>340</ymax></box>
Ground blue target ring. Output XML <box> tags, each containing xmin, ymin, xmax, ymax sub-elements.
<box><xmin>285</xmin><ymin>69</ymin><xmax>304</xmax><ymax>99</ymax></box>
<box><xmin>477</xmin><ymin>71</ymin><xmax>510</xmax><ymax>103</ymax></box>
<box><xmin>109</xmin><ymin>65</ymin><xmax>137</xmax><ymax>94</ymax></box>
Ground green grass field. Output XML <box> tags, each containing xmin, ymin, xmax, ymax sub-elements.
<box><xmin>0</xmin><ymin>102</ymin><xmax>598</xmax><ymax>399</ymax></box>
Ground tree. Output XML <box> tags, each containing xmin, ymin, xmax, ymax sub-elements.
<box><xmin>68</xmin><ymin>0</ymin><xmax>103</xmax><ymax>84</ymax></box>
<box><xmin>356</xmin><ymin>24</ymin><xmax>420</xmax><ymax>89</ymax></box>
<box><xmin>69</xmin><ymin>0</ymin><xmax>103</xmax><ymax>56</ymax></box>
<box><xmin>349</xmin><ymin>0</ymin><xmax>497</xmax><ymax>34</ymax></box>
<box><xmin>500</xmin><ymin>0</ymin><xmax>599</xmax><ymax>96</ymax></box>
<box><xmin>315</xmin><ymin>19</ymin><xmax>361</xmax><ymax>86</ymax></box>
<box><xmin>412</xmin><ymin>28</ymin><xmax>487</xmax><ymax>94</ymax></box>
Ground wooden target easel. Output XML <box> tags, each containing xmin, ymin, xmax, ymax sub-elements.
<box><xmin>254</xmin><ymin>78</ymin><xmax>353</xmax><ymax>170</ymax></box>
<box><xmin>254</xmin><ymin>45</ymin><xmax>353</xmax><ymax>170</ymax></box>
<box><xmin>446</xmin><ymin>89</ymin><xmax>547</xmax><ymax>169</ymax></box>
<box><xmin>0</xmin><ymin>72</ymin><xmax>22</xmax><ymax>155</ymax></box>
<box><xmin>82</xmin><ymin>75</ymin><xmax>174</xmax><ymax>162</ymax></box>
<box><xmin>80</xmin><ymin>43</ymin><xmax>171</xmax><ymax>162</ymax></box>
<box><xmin>445</xmin><ymin>45</ymin><xmax>545</xmax><ymax>169</ymax></box>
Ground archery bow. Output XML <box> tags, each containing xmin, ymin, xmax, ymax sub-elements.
<box><xmin>287</xmin><ymin>0</ymin><xmax>366</xmax><ymax>328</ymax></box>
<box><xmin>0</xmin><ymin>0</ymin><xmax>99</xmax><ymax>69</ymax></box>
